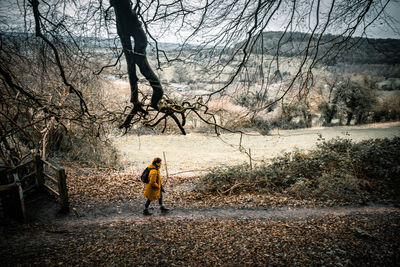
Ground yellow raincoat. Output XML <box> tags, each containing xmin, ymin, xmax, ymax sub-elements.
<box><xmin>143</xmin><ymin>163</ymin><xmax>162</xmax><ymax>201</ymax></box>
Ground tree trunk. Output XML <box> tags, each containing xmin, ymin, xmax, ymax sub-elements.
<box><xmin>111</xmin><ymin>0</ymin><xmax>163</xmax><ymax>125</ymax></box>
<box><xmin>346</xmin><ymin>112</ymin><xmax>353</xmax><ymax>126</ymax></box>
<box><xmin>302</xmin><ymin>109</ymin><xmax>312</xmax><ymax>128</ymax></box>
<box><xmin>327</xmin><ymin>95</ymin><xmax>339</xmax><ymax>124</ymax></box>
<box><xmin>356</xmin><ymin>112</ymin><xmax>365</xmax><ymax>125</ymax></box>
<box><xmin>326</xmin><ymin>105</ymin><xmax>336</xmax><ymax>124</ymax></box>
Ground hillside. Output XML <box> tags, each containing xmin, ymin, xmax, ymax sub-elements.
<box><xmin>4</xmin><ymin>30</ymin><xmax>399</xmax><ymax>65</ymax></box>
<box><xmin>237</xmin><ymin>31</ymin><xmax>400</xmax><ymax>66</ymax></box>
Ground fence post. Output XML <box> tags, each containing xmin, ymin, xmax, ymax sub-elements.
<box><xmin>57</xmin><ymin>168</ymin><xmax>69</xmax><ymax>213</ymax></box>
<box><xmin>13</xmin><ymin>172</ymin><xmax>27</xmax><ymax>222</ymax></box>
<box><xmin>33</xmin><ymin>154</ymin><xmax>44</xmax><ymax>188</ymax></box>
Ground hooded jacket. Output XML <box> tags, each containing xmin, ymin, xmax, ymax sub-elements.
<box><xmin>143</xmin><ymin>163</ymin><xmax>162</xmax><ymax>201</ymax></box>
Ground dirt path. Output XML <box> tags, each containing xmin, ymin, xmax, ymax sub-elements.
<box><xmin>30</xmin><ymin>197</ymin><xmax>400</xmax><ymax>226</ymax></box>
<box><xmin>2</xmin><ymin>193</ymin><xmax>400</xmax><ymax>266</ymax></box>
<box><xmin>2</xmin><ymin>201</ymin><xmax>399</xmax><ymax>266</ymax></box>
<box><xmin>144</xmin><ymin>204</ymin><xmax>400</xmax><ymax>220</ymax></box>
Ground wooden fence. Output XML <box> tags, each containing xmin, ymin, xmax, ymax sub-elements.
<box><xmin>0</xmin><ymin>154</ymin><xmax>69</xmax><ymax>221</ymax></box>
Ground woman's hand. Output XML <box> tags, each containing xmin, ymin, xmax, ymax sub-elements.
<box><xmin>151</xmin><ymin>184</ymin><xmax>159</xmax><ymax>189</ymax></box>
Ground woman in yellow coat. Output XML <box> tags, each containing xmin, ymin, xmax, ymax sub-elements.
<box><xmin>143</xmin><ymin>157</ymin><xmax>170</xmax><ymax>215</ymax></box>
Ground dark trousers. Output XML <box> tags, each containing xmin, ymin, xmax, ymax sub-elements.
<box><xmin>144</xmin><ymin>191</ymin><xmax>163</xmax><ymax>209</ymax></box>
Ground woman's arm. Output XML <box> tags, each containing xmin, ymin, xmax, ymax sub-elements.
<box><xmin>149</xmin><ymin>169</ymin><xmax>159</xmax><ymax>189</ymax></box>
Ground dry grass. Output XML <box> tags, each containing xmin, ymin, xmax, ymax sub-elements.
<box><xmin>112</xmin><ymin>122</ymin><xmax>400</xmax><ymax>175</ymax></box>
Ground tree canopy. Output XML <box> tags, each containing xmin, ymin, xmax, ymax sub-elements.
<box><xmin>0</xmin><ymin>0</ymin><xmax>397</xmax><ymax>165</ymax></box>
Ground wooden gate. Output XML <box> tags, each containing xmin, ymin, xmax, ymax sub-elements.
<box><xmin>0</xmin><ymin>154</ymin><xmax>69</xmax><ymax>221</ymax></box>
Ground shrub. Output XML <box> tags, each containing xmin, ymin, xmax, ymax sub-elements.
<box><xmin>197</xmin><ymin>137</ymin><xmax>400</xmax><ymax>202</ymax></box>
<box><xmin>287</xmin><ymin>173</ymin><xmax>368</xmax><ymax>202</ymax></box>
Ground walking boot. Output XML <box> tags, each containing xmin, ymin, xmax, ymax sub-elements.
<box><xmin>143</xmin><ymin>209</ymin><xmax>152</xmax><ymax>216</ymax></box>
<box><xmin>160</xmin><ymin>206</ymin><xmax>170</xmax><ymax>212</ymax></box>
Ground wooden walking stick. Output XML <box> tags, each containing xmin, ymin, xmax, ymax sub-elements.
<box><xmin>249</xmin><ymin>148</ymin><xmax>253</xmax><ymax>170</ymax></box>
<box><xmin>163</xmin><ymin>151</ymin><xmax>169</xmax><ymax>180</ymax></box>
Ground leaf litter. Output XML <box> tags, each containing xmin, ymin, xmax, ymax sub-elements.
<box><xmin>1</xmin><ymin>164</ymin><xmax>399</xmax><ymax>266</ymax></box>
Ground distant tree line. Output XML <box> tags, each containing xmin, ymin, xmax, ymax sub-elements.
<box><xmin>242</xmin><ymin>31</ymin><xmax>400</xmax><ymax>66</ymax></box>
<box><xmin>228</xmin><ymin>73</ymin><xmax>400</xmax><ymax>133</ymax></box>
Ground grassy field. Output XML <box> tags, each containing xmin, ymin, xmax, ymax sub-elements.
<box><xmin>113</xmin><ymin>122</ymin><xmax>400</xmax><ymax>176</ymax></box>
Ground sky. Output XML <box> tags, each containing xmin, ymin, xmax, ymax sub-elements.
<box><xmin>363</xmin><ymin>0</ymin><xmax>400</xmax><ymax>39</ymax></box>
<box><xmin>150</xmin><ymin>0</ymin><xmax>400</xmax><ymax>44</ymax></box>
<box><xmin>0</xmin><ymin>0</ymin><xmax>399</xmax><ymax>41</ymax></box>
<box><xmin>263</xmin><ymin>0</ymin><xmax>400</xmax><ymax>40</ymax></box>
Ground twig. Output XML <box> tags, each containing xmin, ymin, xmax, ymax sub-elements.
<box><xmin>72</xmin><ymin>207</ymin><xmax>81</xmax><ymax>218</ymax></box>
<box><xmin>220</xmin><ymin>182</ymin><xmax>256</xmax><ymax>195</ymax></box>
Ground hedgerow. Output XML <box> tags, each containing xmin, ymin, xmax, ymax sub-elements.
<box><xmin>197</xmin><ymin>137</ymin><xmax>400</xmax><ymax>203</ymax></box>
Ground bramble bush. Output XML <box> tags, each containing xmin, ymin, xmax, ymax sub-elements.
<box><xmin>197</xmin><ymin>137</ymin><xmax>400</xmax><ymax>203</ymax></box>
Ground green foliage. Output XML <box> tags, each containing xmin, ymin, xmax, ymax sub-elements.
<box><xmin>372</xmin><ymin>93</ymin><xmax>400</xmax><ymax>122</ymax></box>
<box><xmin>315</xmin><ymin>75</ymin><xmax>397</xmax><ymax>126</ymax></box>
<box><xmin>334</xmin><ymin>79</ymin><xmax>378</xmax><ymax>125</ymax></box>
<box><xmin>197</xmin><ymin>137</ymin><xmax>400</xmax><ymax>202</ymax></box>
